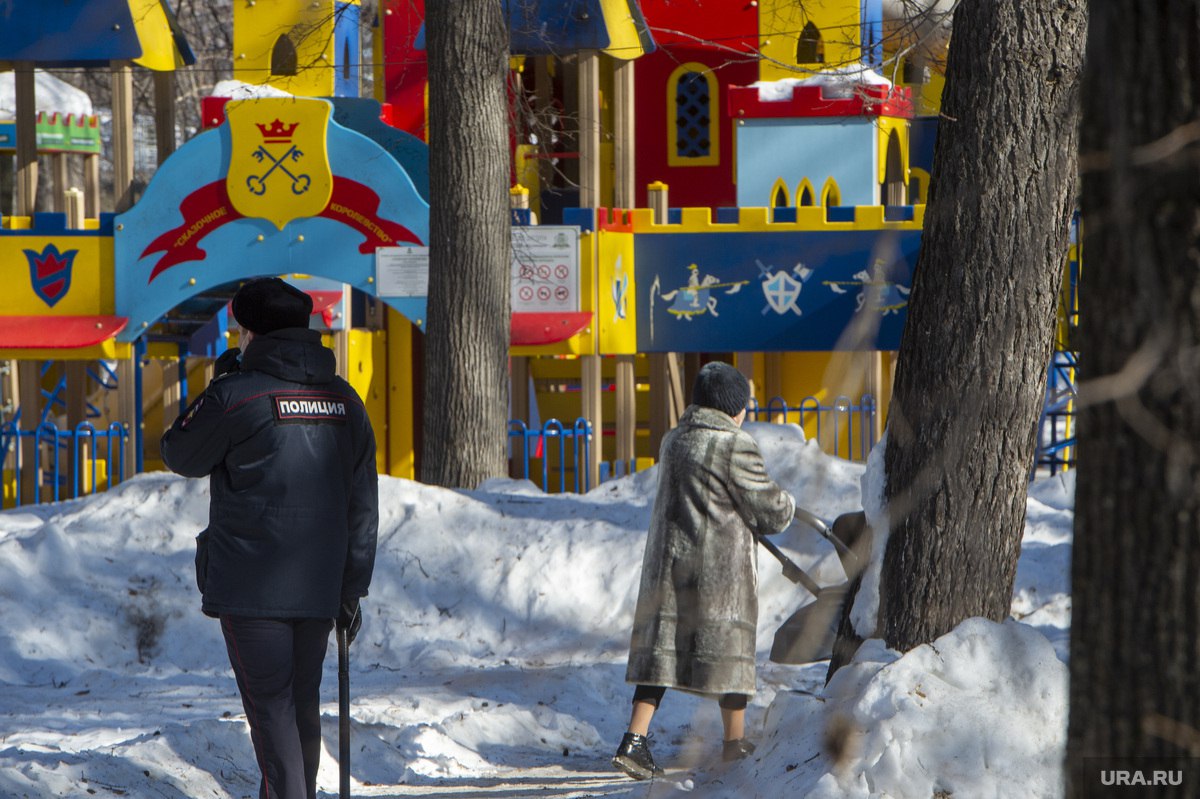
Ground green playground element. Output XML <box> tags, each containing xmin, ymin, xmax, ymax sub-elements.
<box><xmin>0</xmin><ymin>112</ymin><xmax>102</xmax><ymax>155</ymax></box>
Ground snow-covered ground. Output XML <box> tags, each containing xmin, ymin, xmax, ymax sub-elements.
<box><xmin>0</xmin><ymin>423</ymin><xmax>1073</xmax><ymax>798</ymax></box>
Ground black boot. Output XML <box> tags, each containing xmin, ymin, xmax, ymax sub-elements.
<box><xmin>722</xmin><ymin>738</ymin><xmax>756</xmax><ymax>762</ymax></box>
<box><xmin>612</xmin><ymin>732</ymin><xmax>664</xmax><ymax>780</ymax></box>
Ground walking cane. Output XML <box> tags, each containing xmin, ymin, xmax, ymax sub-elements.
<box><xmin>338</xmin><ymin>624</ymin><xmax>351</xmax><ymax>798</ymax></box>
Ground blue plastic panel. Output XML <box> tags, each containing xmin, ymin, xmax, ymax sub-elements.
<box><xmin>635</xmin><ymin>229</ymin><xmax>918</xmax><ymax>352</ymax></box>
<box><xmin>0</xmin><ymin>0</ymin><xmax>142</xmax><ymax>63</ymax></box>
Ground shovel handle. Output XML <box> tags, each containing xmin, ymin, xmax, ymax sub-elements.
<box><xmin>757</xmin><ymin>534</ymin><xmax>823</xmax><ymax>596</ymax></box>
<box><xmin>793</xmin><ymin>506</ymin><xmax>859</xmax><ymax>566</ymax></box>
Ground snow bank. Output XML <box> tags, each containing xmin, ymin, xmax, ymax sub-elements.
<box><xmin>710</xmin><ymin>618</ymin><xmax>1068</xmax><ymax>798</ymax></box>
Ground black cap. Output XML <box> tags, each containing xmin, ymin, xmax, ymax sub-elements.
<box><xmin>692</xmin><ymin>361</ymin><xmax>750</xmax><ymax>417</ymax></box>
<box><xmin>231</xmin><ymin>277</ymin><xmax>313</xmax><ymax>334</ymax></box>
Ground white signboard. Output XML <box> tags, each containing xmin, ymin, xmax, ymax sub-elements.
<box><xmin>511</xmin><ymin>225</ymin><xmax>580</xmax><ymax>313</ymax></box>
<box><xmin>376</xmin><ymin>246</ymin><xmax>429</xmax><ymax>297</ymax></box>
<box><xmin>377</xmin><ymin>227</ymin><xmax>580</xmax><ymax>311</ymax></box>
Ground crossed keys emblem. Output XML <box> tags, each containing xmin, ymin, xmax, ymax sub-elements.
<box><xmin>247</xmin><ymin>145</ymin><xmax>311</xmax><ymax>195</ymax></box>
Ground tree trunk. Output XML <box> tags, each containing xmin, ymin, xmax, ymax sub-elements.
<box><xmin>421</xmin><ymin>0</ymin><xmax>512</xmax><ymax>488</ymax></box>
<box><xmin>1067</xmin><ymin>5</ymin><xmax>1200</xmax><ymax>795</ymax></box>
<box><xmin>873</xmin><ymin>2</ymin><xmax>1086</xmax><ymax>651</ymax></box>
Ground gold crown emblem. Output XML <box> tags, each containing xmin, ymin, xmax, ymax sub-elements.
<box><xmin>255</xmin><ymin>119</ymin><xmax>299</xmax><ymax>142</ymax></box>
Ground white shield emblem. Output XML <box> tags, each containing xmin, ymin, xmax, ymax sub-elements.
<box><xmin>763</xmin><ymin>270</ymin><xmax>802</xmax><ymax>315</ymax></box>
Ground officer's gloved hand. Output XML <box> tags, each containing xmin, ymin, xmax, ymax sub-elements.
<box><xmin>338</xmin><ymin>599</ymin><xmax>362</xmax><ymax>646</ymax></box>
<box><xmin>213</xmin><ymin>347</ymin><xmax>241</xmax><ymax>379</ymax></box>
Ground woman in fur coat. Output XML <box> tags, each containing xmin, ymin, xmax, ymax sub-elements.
<box><xmin>613</xmin><ymin>361</ymin><xmax>796</xmax><ymax>780</ymax></box>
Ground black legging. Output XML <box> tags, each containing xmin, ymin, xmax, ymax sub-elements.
<box><xmin>632</xmin><ymin>684</ymin><xmax>748</xmax><ymax>711</ymax></box>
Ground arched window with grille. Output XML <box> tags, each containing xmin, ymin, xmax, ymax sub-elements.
<box><xmin>668</xmin><ymin>63</ymin><xmax>719</xmax><ymax>166</ymax></box>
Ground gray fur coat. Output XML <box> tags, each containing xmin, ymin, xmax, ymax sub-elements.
<box><xmin>625</xmin><ymin>405</ymin><xmax>796</xmax><ymax>697</ymax></box>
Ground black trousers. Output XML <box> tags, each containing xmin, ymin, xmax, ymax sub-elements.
<box><xmin>632</xmin><ymin>684</ymin><xmax>749</xmax><ymax>711</ymax></box>
<box><xmin>220</xmin><ymin>615</ymin><xmax>333</xmax><ymax>799</ymax></box>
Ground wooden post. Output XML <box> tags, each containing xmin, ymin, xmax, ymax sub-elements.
<box><xmin>65</xmin><ymin>187</ymin><xmax>85</xmax><ymax>228</ymax></box>
<box><xmin>66</xmin><ymin>361</ymin><xmax>88</xmax><ymax>493</ymax></box>
<box><xmin>611</xmin><ymin>57</ymin><xmax>638</xmax><ymax>472</ymax></box>
<box><xmin>51</xmin><ymin>154</ymin><xmax>68</xmax><ymax>214</ymax></box>
<box><xmin>160</xmin><ymin>359</ymin><xmax>181</xmax><ymax>447</ymax></box>
<box><xmin>613</xmin><ymin>58</ymin><xmax>636</xmax><ymax>208</ymax></box>
<box><xmin>111</xmin><ymin>61</ymin><xmax>138</xmax><ymax>474</ymax></box>
<box><xmin>0</xmin><ymin>362</ymin><xmax>16</xmax><ymax>425</ymax></box>
<box><xmin>110</xmin><ymin>61</ymin><xmax>136</xmax><ymax>212</ymax></box>
<box><xmin>117</xmin><ymin>358</ymin><xmax>138</xmax><ymax>480</ymax></box>
<box><xmin>579</xmin><ymin>353</ymin><xmax>602</xmax><ymax>488</ymax></box>
<box><xmin>17</xmin><ymin>362</ymin><xmax>41</xmax><ymax>503</ymax></box>
<box><xmin>154</xmin><ymin>71</ymin><xmax>177</xmax><ymax>164</ymax></box>
<box><xmin>578</xmin><ymin>50</ymin><xmax>603</xmax><ymax>488</ymax></box>
<box><xmin>84</xmin><ymin>154</ymin><xmax>100</xmax><ymax>218</ymax></box>
<box><xmin>334</xmin><ymin>285</ymin><xmax>351</xmax><ymax>380</ymax></box>
<box><xmin>578</xmin><ymin>51</ymin><xmax>602</xmax><ymax>208</ymax></box>
<box><xmin>647</xmin><ymin>183</ymin><xmax>684</xmax><ymax>457</ymax></box>
<box><xmin>14</xmin><ymin>62</ymin><xmax>37</xmax><ymax>218</ymax></box>
<box><xmin>614</xmin><ymin>356</ymin><xmax>635</xmax><ymax>472</ymax></box>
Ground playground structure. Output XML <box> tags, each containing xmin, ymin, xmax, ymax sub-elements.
<box><xmin>0</xmin><ymin>0</ymin><xmax>1075</xmax><ymax>504</ymax></box>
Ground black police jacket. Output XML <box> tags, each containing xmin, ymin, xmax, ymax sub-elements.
<box><xmin>161</xmin><ymin>328</ymin><xmax>378</xmax><ymax>620</ymax></box>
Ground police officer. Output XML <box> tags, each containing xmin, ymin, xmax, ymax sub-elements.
<box><xmin>162</xmin><ymin>277</ymin><xmax>378</xmax><ymax>799</ymax></box>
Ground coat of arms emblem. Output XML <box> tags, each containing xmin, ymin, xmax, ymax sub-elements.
<box><xmin>226</xmin><ymin>98</ymin><xmax>334</xmax><ymax>230</ymax></box>
<box><xmin>25</xmin><ymin>244</ymin><xmax>77</xmax><ymax>307</ymax></box>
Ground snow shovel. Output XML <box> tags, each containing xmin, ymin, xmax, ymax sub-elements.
<box><xmin>337</xmin><ymin>624</ymin><xmax>351</xmax><ymax>798</ymax></box>
<box><xmin>758</xmin><ymin>509</ymin><xmax>864</xmax><ymax>664</ymax></box>
<box><xmin>757</xmin><ymin>534</ymin><xmax>846</xmax><ymax>663</ymax></box>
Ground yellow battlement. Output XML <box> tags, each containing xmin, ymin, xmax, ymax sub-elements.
<box><xmin>627</xmin><ymin>204</ymin><xmax>926</xmax><ymax>233</ymax></box>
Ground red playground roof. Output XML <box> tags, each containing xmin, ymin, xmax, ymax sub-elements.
<box><xmin>0</xmin><ymin>316</ymin><xmax>128</xmax><ymax>348</ymax></box>
<box><xmin>511</xmin><ymin>312</ymin><xmax>592</xmax><ymax>347</ymax></box>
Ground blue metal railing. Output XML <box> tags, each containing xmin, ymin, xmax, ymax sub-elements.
<box><xmin>507</xmin><ymin>397</ymin><xmax>878</xmax><ymax>495</ymax></box>
<box><xmin>1036</xmin><ymin>351</ymin><xmax>1077</xmax><ymax>476</ymax></box>
<box><xmin>507</xmin><ymin>418</ymin><xmax>593</xmax><ymax>494</ymax></box>
<box><xmin>0</xmin><ymin>421</ymin><xmax>128</xmax><ymax>508</ymax></box>
<box><xmin>746</xmin><ymin>394</ymin><xmax>878</xmax><ymax>462</ymax></box>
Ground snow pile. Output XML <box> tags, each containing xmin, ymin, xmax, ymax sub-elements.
<box><xmin>753</xmin><ymin>63</ymin><xmax>894</xmax><ymax>102</ymax></box>
<box><xmin>721</xmin><ymin>618</ymin><xmax>1067</xmax><ymax>798</ymax></box>
<box><xmin>210</xmin><ymin>79</ymin><xmax>295</xmax><ymax>100</ymax></box>
<box><xmin>763</xmin><ymin>619</ymin><xmax>1065</xmax><ymax>791</ymax></box>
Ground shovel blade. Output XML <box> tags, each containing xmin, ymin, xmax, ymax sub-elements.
<box><xmin>769</xmin><ymin>585</ymin><xmax>849</xmax><ymax>664</ymax></box>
